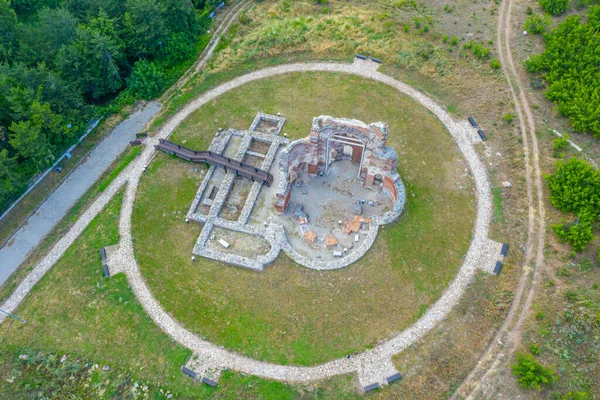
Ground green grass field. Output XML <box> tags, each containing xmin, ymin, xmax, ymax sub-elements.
<box><xmin>0</xmin><ymin>190</ymin><xmax>360</xmax><ymax>398</ymax></box>
<box><xmin>132</xmin><ymin>71</ymin><xmax>476</xmax><ymax>366</ymax></box>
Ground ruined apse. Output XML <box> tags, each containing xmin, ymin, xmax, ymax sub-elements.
<box><xmin>275</xmin><ymin>116</ymin><xmax>402</xmax><ymax>213</ymax></box>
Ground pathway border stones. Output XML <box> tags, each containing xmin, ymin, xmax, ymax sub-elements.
<box><xmin>1</xmin><ymin>59</ymin><xmax>503</xmax><ymax>391</ymax></box>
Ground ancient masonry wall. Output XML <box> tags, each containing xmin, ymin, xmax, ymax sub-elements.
<box><xmin>275</xmin><ymin>116</ymin><xmax>402</xmax><ymax>215</ymax></box>
<box><xmin>186</xmin><ymin>113</ymin><xmax>406</xmax><ymax>271</ymax></box>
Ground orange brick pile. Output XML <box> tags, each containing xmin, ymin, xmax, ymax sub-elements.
<box><xmin>304</xmin><ymin>231</ymin><xmax>317</xmax><ymax>243</ymax></box>
<box><xmin>325</xmin><ymin>236</ymin><xmax>338</xmax><ymax>248</ymax></box>
<box><xmin>342</xmin><ymin>216</ymin><xmax>372</xmax><ymax>235</ymax></box>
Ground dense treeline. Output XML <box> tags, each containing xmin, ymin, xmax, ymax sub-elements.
<box><xmin>0</xmin><ymin>0</ymin><xmax>219</xmax><ymax>213</ymax></box>
<box><xmin>526</xmin><ymin>6</ymin><xmax>600</xmax><ymax>138</ymax></box>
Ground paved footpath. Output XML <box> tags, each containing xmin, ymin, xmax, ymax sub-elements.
<box><xmin>0</xmin><ymin>102</ymin><xmax>161</xmax><ymax>285</ymax></box>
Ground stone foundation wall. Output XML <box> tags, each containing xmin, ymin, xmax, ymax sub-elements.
<box><xmin>276</xmin><ymin>116</ymin><xmax>402</xmax><ymax>214</ymax></box>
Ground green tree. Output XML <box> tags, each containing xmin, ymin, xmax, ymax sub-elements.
<box><xmin>546</xmin><ymin>158</ymin><xmax>600</xmax><ymax>218</ymax></box>
<box><xmin>540</xmin><ymin>0</ymin><xmax>571</xmax><ymax>15</ymax></box>
<box><xmin>63</xmin><ymin>0</ymin><xmax>123</xmax><ymax>21</ymax></box>
<box><xmin>8</xmin><ymin>102</ymin><xmax>59</xmax><ymax>170</ymax></box>
<box><xmin>57</xmin><ymin>22</ymin><xmax>125</xmax><ymax>100</ymax></box>
<box><xmin>511</xmin><ymin>352</ymin><xmax>556</xmax><ymax>390</ymax></box>
<box><xmin>34</xmin><ymin>7</ymin><xmax>79</xmax><ymax>62</ymax></box>
<box><xmin>127</xmin><ymin>59</ymin><xmax>165</xmax><ymax>99</ymax></box>
<box><xmin>546</xmin><ymin>158</ymin><xmax>600</xmax><ymax>251</ymax></box>
<box><xmin>160</xmin><ymin>0</ymin><xmax>200</xmax><ymax>39</ymax></box>
<box><xmin>0</xmin><ymin>0</ymin><xmax>18</xmax><ymax>62</ymax></box>
<box><xmin>165</xmin><ymin>32</ymin><xmax>196</xmax><ymax>63</ymax></box>
<box><xmin>0</xmin><ymin>147</ymin><xmax>23</xmax><ymax>210</ymax></box>
<box><xmin>527</xmin><ymin>8</ymin><xmax>600</xmax><ymax>137</ymax></box>
<box><xmin>123</xmin><ymin>0</ymin><xmax>167</xmax><ymax>59</ymax></box>
<box><xmin>524</xmin><ymin>13</ymin><xmax>552</xmax><ymax>34</ymax></box>
<box><xmin>552</xmin><ymin>211</ymin><xmax>595</xmax><ymax>251</ymax></box>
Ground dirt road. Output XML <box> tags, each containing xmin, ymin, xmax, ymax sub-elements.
<box><xmin>453</xmin><ymin>0</ymin><xmax>547</xmax><ymax>397</ymax></box>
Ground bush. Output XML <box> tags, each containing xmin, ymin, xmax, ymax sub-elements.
<box><xmin>471</xmin><ymin>43</ymin><xmax>491</xmax><ymax>59</ymax></box>
<box><xmin>450</xmin><ymin>36</ymin><xmax>459</xmax><ymax>45</ymax></box>
<box><xmin>490</xmin><ymin>58</ymin><xmax>501</xmax><ymax>69</ymax></box>
<box><xmin>165</xmin><ymin>32</ymin><xmax>196</xmax><ymax>63</ymax></box>
<box><xmin>562</xmin><ymin>392</ymin><xmax>592</xmax><ymax>400</ymax></box>
<box><xmin>504</xmin><ymin>113</ymin><xmax>515</xmax><ymax>123</ymax></box>
<box><xmin>553</xmin><ymin>134</ymin><xmax>569</xmax><ymax>150</ymax></box>
<box><xmin>540</xmin><ymin>0</ymin><xmax>570</xmax><ymax>15</ymax></box>
<box><xmin>127</xmin><ymin>59</ymin><xmax>165</xmax><ymax>100</ymax></box>
<box><xmin>511</xmin><ymin>352</ymin><xmax>556</xmax><ymax>390</ymax></box>
<box><xmin>239</xmin><ymin>13</ymin><xmax>250</xmax><ymax>25</ymax></box>
<box><xmin>524</xmin><ymin>13</ymin><xmax>552</xmax><ymax>34</ymax></box>
<box><xmin>526</xmin><ymin>8</ymin><xmax>600</xmax><ymax>137</ymax></box>
<box><xmin>552</xmin><ymin>212</ymin><xmax>595</xmax><ymax>251</ymax></box>
<box><xmin>546</xmin><ymin>158</ymin><xmax>600</xmax><ymax>218</ymax></box>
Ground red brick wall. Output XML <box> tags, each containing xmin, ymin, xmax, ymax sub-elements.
<box><xmin>383</xmin><ymin>176</ymin><xmax>397</xmax><ymax>200</ymax></box>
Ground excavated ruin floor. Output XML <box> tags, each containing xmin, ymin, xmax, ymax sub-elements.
<box><xmin>250</xmin><ymin>160</ymin><xmax>391</xmax><ymax>262</ymax></box>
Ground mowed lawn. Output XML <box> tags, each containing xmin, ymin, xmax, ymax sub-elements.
<box><xmin>132</xmin><ymin>72</ymin><xmax>476</xmax><ymax>366</ymax></box>
<box><xmin>0</xmin><ymin>193</ymin><xmax>199</xmax><ymax>395</ymax></box>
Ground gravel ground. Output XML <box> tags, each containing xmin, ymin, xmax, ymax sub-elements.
<box><xmin>1</xmin><ymin>60</ymin><xmax>500</xmax><ymax>390</ymax></box>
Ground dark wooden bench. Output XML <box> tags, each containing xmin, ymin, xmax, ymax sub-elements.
<box><xmin>386</xmin><ymin>373</ymin><xmax>402</xmax><ymax>384</ymax></box>
<box><xmin>202</xmin><ymin>377</ymin><xmax>217</xmax><ymax>387</ymax></box>
<box><xmin>493</xmin><ymin>261</ymin><xmax>503</xmax><ymax>275</ymax></box>
<box><xmin>501</xmin><ymin>243</ymin><xmax>509</xmax><ymax>257</ymax></box>
<box><xmin>364</xmin><ymin>383</ymin><xmax>380</xmax><ymax>392</ymax></box>
<box><xmin>372</xmin><ymin>58</ymin><xmax>383</xmax><ymax>64</ymax></box>
<box><xmin>356</xmin><ymin>54</ymin><xmax>367</xmax><ymax>60</ymax></box>
<box><xmin>130</xmin><ymin>140</ymin><xmax>142</xmax><ymax>146</ymax></box>
<box><xmin>181</xmin><ymin>367</ymin><xmax>197</xmax><ymax>379</ymax></box>
<box><xmin>135</xmin><ymin>132</ymin><xmax>148</xmax><ymax>138</ymax></box>
<box><xmin>477</xmin><ymin>129</ymin><xmax>487</xmax><ymax>141</ymax></box>
<box><xmin>103</xmin><ymin>264</ymin><xmax>110</xmax><ymax>278</ymax></box>
<box><xmin>468</xmin><ymin>116</ymin><xmax>477</xmax><ymax>127</ymax></box>
<box><xmin>100</xmin><ymin>247</ymin><xmax>107</xmax><ymax>263</ymax></box>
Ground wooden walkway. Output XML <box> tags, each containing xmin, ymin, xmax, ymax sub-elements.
<box><xmin>155</xmin><ymin>139</ymin><xmax>274</xmax><ymax>186</ymax></box>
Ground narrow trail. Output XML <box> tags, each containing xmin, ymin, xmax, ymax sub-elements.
<box><xmin>453</xmin><ymin>0</ymin><xmax>546</xmax><ymax>397</ymax></box>
<box><xmin>161</xmin><ymin>0</ymin><xmax>251</xmax><ymax>104</ymax></box>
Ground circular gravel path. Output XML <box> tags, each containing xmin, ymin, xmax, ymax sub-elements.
<box><xmin>2</xmin><ymin>61</ymin><xmax>494</xmax><ymax>387</ymax></box>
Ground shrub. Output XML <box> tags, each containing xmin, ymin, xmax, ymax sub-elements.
<box><xmin>165</xmin><ymin>32</ymin><xmax>195</xmax><ymax>63</ymax></box>
<box><xmin>490</xmin><ymin>58</ymin><xmax>501</xmax><ymax>69</ymax></box>
<box><xmin>127</xmin><ymin>59</ymin><xmax>165</xmax><ymax>100</ymax></box>
<box><xmin>574</xmin><ymin>0</ymin><xmax>592</xmax><ymax>9</ymax></box>
<box><xmin>552</xmin><ymin>212</ymin><xmax>595</xmax><ymax>251</ymax></box>
<box><xmin>472</xmin><ymin>43</ymin><xmax>491</xmax><ymax>59</ymax></box>
<box><xmin>529</xmin><ymin>343</ymin><xmax>541</xmax><ymax>354</ymax></box>
<box><xmin>540</xmin><ymin>0</ymin><xmax>570</xmax><ymax>15</ymax></box>
<box><xmin>546</xmin><ymin>158</ymin><xmax>600</xmax><ymax>218</ymax></box>
<box><xmin>239</xmin><ymin>13</ymin><xmax>250</xmax><ymax>25</ymax></box>
<box><xmin>450</xmin><ymin>36</ymin><xmax>459</xmax><ymax>45</ymax></box>
<box><xmin>511</xmin><ymin>352</ymin><xmax>556</xmax><ymax>390</ymax></box>
<box><xmin>442</xmin><ymin>33</ymin><xmax>449</xmax><ymax>42</ymax></box>
<box><xmin>553</xmin><ymin>134</ymin><xmax>569</xmax><ymax>151</ymax></box>
<box><xmin>503</xmin><ymin>113</ymin><xmax>515</xmax><ymax>123</ymax></box>
<box><xmin>526</xmin><ymin>8</ymin><xmax>600</xmax><ymax>137</ymax></box>
<box><xmin>562</xmin><ymin>392</ymin><xmax>592</xmax><ymax>400</ymax></box>
<box><xmin>524</xmin><ymin>13</ymin><xmax>552</xmax><ymax>34</ymax></box>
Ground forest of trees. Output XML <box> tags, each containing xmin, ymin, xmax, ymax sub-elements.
<box><xmin>0</xmin><ymin>0</ymin><xmax>220</xmax><ymax>213</ymax></box>
<box><xmin>526</xmin><ymin>5</ymin><xmax>600</xmax><ymax>138</ymax></box>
